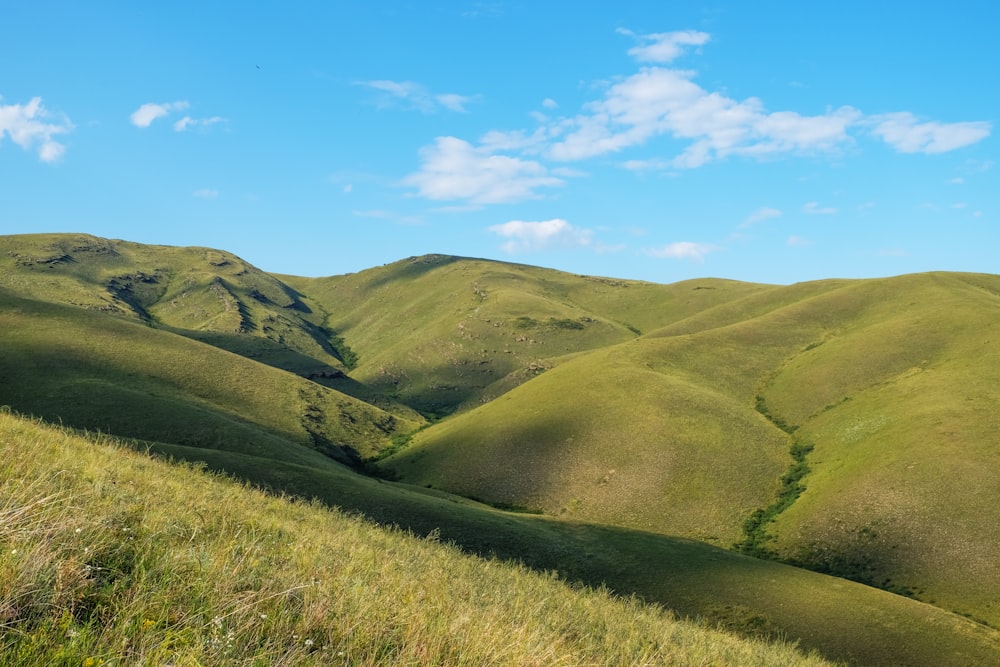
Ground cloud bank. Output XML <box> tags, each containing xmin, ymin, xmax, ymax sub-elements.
<box><xmin>401</xmin><ymin>28</ymin><xmax>991</xmax><ymax>206</ymax></box>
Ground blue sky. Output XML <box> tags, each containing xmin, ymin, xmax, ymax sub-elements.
<box><xmin>2</xmin><ymin>1</ymin><xmax>996</xmax><ymax>284</ymax></box>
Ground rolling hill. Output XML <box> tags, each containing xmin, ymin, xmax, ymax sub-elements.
<box><xmin>2</xmin><ymin>232</ymin><xmax>999</xmax><ymax>664</ymax></box>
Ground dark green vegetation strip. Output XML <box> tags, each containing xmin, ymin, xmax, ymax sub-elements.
<box><xmin>737</xmin><ymin>396</ymin><xmax>814</xmax><ymax>557</ymax></box>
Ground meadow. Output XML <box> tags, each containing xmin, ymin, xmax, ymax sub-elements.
<box><xmin>2</xmin><ymin>233</ymin><xmax>1000</xmax><ymax>664</ymax></box>
<box><xmin>1</xmin><ymin>411</ymin><xmax>836</xmax><ymax>666</ymax></box>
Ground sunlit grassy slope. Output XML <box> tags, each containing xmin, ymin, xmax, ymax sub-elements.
<box><xmin>282</xmin><ymin>255</ymin><xmax>771</xmax><ymax>416</ymax></box>
<box><xmin>3</xmin><ymin>234</ymin><xmax>1000</xmax><ymax>663</ymax></box>
<box><xmin>380</xmin><ymin>271</ymin><xmax>1000</xmax><ymax>627</ymax></box>
<box><xmin>0</xmin><ymin>411</ymin><xmax>839</xmax><ymax>667</ymax></box>
<box><xmin>6</xmin><ymin>412</ymin><xmax>1000</xmax><ymax>666</ymax></box>
<box><xmin>0</xmin><ymin>288</ymin><xmax>415</xmax><ymax>464</ymax></box>
<box><xmin>0</xmin><ymin>233</ymin><xmax>381</xmax><ymax>395</ymax></box>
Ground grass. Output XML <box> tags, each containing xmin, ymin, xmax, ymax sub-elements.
<box><xmin>0</xmin><ymin>411</ymin><xmax>837</xmax><ymax>666</ymax></box>
<box><xmin>3</xmin><ymin>234</ymin><xmax>1000</xmax><ymax>663</ymax></box>
<box><xmin>281</xmin><ymin>257</ymin><xmax>769</xmax><ymax>415</ymax></box>
<box><xmin>0</xmin><ymin>289</ymin><xmax>417</xmax><ymax>464</ymax></box>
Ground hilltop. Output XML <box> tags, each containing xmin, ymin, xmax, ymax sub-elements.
<box><xmin>2</xmin><ymin>233</ymin><xmax>999</xmax><ymax>664</ymax></box>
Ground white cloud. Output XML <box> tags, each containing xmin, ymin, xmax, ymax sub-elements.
<box><xmin>343</xmin><ymin>184</ymin><xmax>353</xmax><ymax>193</ymax></box>
<box><xmin>359</xmin><ymin>80</ymin><xmax>477</xmax><ymax>113</ymax></box>
<box><xmin>130</xmin><ymin>101</ymin><xmax>189</xmax><ymax>128</ymax></box>
<box><xmin>193</xmin><ymin>188</ymin><xmax>218</xmax><ymax>199</ymax></box>
<box><xmin>869</xmin><ymin>112</ymin><xmax>991</xmax><ymax>154</ymax></box>
<box><xmin>742</xmin><ymin>206</ymin><xmax>782</xmax><ymax>227</ymax></box>
<box><xmin>403</xmin><ymin>136</ymin><xmax>563</xmax><ymax>204</ymax></box>
<box><xmin>802</xmin><ymin>201</ymin><xmax>837</xmax><ymax>215</ymax></box>
<box><xmin>0</xmin><ymin>96</ymin><xmax>73</xmax><ymax>162</ymax></box>
<box><xmin>951</xmin><ymin>202</ymin><xmax>968</xmax><ymax>209</ymax></box>
<box><xmin>787</xmin><ymin>235</ymin><xmax>813</xmax><ymax>247</ymax></box>
<box><xmin>396</xmin><ymin>28</ymin><xmax>992</xmax><ymax>207</ymax></box>
<box><xmin>621</xmin><ymin>29</ymin><xmax>710</xmax><ymax>63</ymax></box>
<box><xmin>546</xmin><ymin>65</ymin><xmax>861</xmax><ymax>165</ymax></box>
<box><xmin>173</xmin><ymin>115</ymin><xmax>226</xmax><ymax>132</ymax></box>
<box><xmin>489</xmin><ymin>219</ymin><xmax>592</xmax><ymax>252</ymax></box>
<box><xmin>948</xmin><ymin>177</ymin><xmax>965</xmax><ymax>184</ymax></box>
<box><xmin>643</xmin><ymin>241</ymin><xmax>718</xmax><ymax>262</ymax></box>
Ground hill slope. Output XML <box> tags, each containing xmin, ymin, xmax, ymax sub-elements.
<box><xmin>5</xmin><ymin>411</ymin><xmax>1000</xmax><ymax>666</ymax></box>
<box><xmin>1</xmin><ymin>411</ymin><xmax>839</xmax><ymax>667</ymax></box>
<box><xmin>380</xmin><ymin>271</ymin><xmax>1000</xmax><ymax>627</ymax></box>
<box><xmin>0</xmin><ymin>288</ymin><xmax>415</xmax><ymax>465</ymax></box>
<box><xmin>2</xmin><ymin>233</ymin><xmax>999</xmax><ymax>662</ymax></box>
<box><xmin>283</xmin><ymin>255</ymin><xmax>772</xmax><ymax>416</ymax></box>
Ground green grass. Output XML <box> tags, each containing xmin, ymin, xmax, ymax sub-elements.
<box><xmin>281</xmin><ymin>257</ymin><xmax>769</xmax><ymax>415</ymax></box>
<box><xmin>0</xmin><ymin>288</ymin><xmax>417</xmax><ymax>464</ymax></box>
<box><xmin>1</xmin><ymin>411</ymin><xmax>839</xmax><ymax>666</ymax></box>
<box><xmin>0</xmin><ymin>233</ymin><xmax>351</xmax><ymax>383</ymax></box>
<box><xmin>4</xmin><ymin>234</ymin><xmax>1000</xmax><ymax>663</ymax></box>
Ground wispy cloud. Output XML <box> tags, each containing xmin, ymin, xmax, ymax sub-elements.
<box><xmin>130</xmin><ymin>101</ymin><xmax>189</xmax><ymax>128</ymax></box>
<box><xmin>131</xmin><ymin>101</ymin><xmax>225</xmax><ymax>132</ymax></box>
<box><xmin>868</xmin><ymin>112</ymin><xmax>991</xmax><ymax>154</ymax></box>
<box><xmin>193</xmin><ymin>188</ymin><xmax>218</xmax><ymax>199</ymax></box>
<box><xmin>402</xmin><ymin>136</ymin><xmax>563</xmax><ymax>204</ymax></box>
<box><xmin>489</xmin><ymin>218</ymin><xmax>592</xmax><ymax>252</ymax></box>
<box><xmin>0</xmin><ymin>96</ymin><xmax>73</xmax><ymax>162</ymax></box>
<box><xmin>358</xmin><ymin>80</ymin><xmax>479</xmax><ymax>113</ymax></box>
<box><xmin>174</xmin><ymin>115</ymin><xmax>226</xmax><ymax>132</ymax></box>
<box><xmin>802</xmin><ymin>201</ymin><xmax>838</xmax><ymax>215</ymax></box>
<box><xmin>617</xmin><ymin>28</ymin><xmax>710</xmax><ymax>63</ymax></box>
<box><xmin>787</xmin><ymin>235</ymin><xmax>813</xmax><ymax>247</ymax></box>
<box><xmin>742</xmin><ymin>206</ymin><xmax>782</xmax><ymax>227</ymax></box>
<box><xmin>643</xmin><ymin>241</ymin><xmax>718</xmax><ymax>262</ymax></box>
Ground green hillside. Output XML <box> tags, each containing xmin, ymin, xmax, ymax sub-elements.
<box><xmin>0</xmin><ymin>288</ymin><xmax>415</xmax><ymax>465</ymax></box>
<box><xmin>1</xmin><ymin>411</ymin><xmax>838</xmax><ymax>667</ymax></box>
<box><xmin>6</xmin><ymin>412</ymin><xmax>1000</xmax><ymax>665</ymax></box>
<box><xmin>379</xmin><ymin>271</ymin><xmax>1000</xmax><ymax>627</ymax></box>
<box><xmin>2</xmin><ymin>233</ymin><xmax>1000</xmax><ymax>664</ymax></box>
<box><xmin>282</xmin><ymin>255</ymin><xmax>771</xmax><ymax>416</ymax></box>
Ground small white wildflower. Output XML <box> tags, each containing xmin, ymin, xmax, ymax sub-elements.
<box><xmin>260</xmin><ymin>613</ymin><xmax>267</xmax><ymax>620</ymax></box>
<box><xmin>10</xmin><ymin>549</ymin><xmax>16</xmax><ymax>555</ymax></box>
<box><xmin>304</xmin><ymin>639</ymin><xmax>314</xmax><ymax>647</ymax></box>
<box><xmin>75</xmin><ymin>528</ymin><xmax>82</xmax><ymax>533</ymax></box>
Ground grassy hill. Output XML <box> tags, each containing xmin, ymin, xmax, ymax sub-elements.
<box><xmin>1</xmin><ymin>411</ymin><xmax>838</xmax><ymax>666</ymax></box>
<box><xmin>378</xmin><ymin>271</ymin><xmax>1000</xmax><ymax>628</ymax></box>
<box><xmin>6</xmin><ymin>412</ymin><xmax>1000</xmax><ymax>665</ymax></box>
<box><xmin>2</xmin><ymin>233</ymin><xmax>1000</xmax><ymax>663</ymax></box>
<box><xmin>0</xmin><ymin>288</ymin><xmax>415</xmax><ymax>466</ymax></box>
<box><xmin>282</xmin><ymin>255</ymin><xmax>771</xmax><ymax>417</ymax></box>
